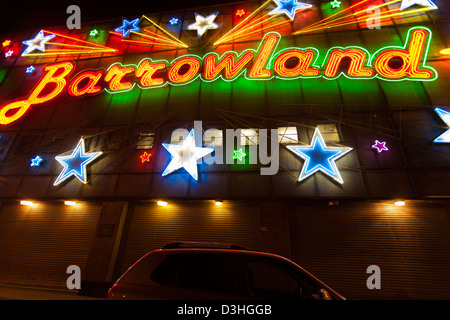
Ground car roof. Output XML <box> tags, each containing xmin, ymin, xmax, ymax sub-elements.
<box><xmin>161</xmin><ymin>241</ymin><xmax>252</xmax><ymax>251</ymax></box>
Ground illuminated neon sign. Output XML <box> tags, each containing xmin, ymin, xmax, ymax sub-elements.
<box><xmin>0</xmin><ymin>27</ymin><xmax>437</xmax><ymax>126</ymax></box>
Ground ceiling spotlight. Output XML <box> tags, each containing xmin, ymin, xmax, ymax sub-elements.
<box><xmin>215</xmin><ymin>201</ymin><xmax>223</xmax><ymax>206</ymax></box>
<box><xmin>20</xmin><ymin>200</ymin><xmax>33</xmax><ymax>206</ymax></box>
<box><xmin>64</xmin><ymin>201</ymin><xmax>77</xmax><ymax>206</ymax></box>
<box><xmin>157</xmin><ymin>201</ymin><xmax>168</xmax><ymax>206</ymax></box>
<box><xmin>394</xmin><ymin>201</ymin><xmax>406</xmax><ymax>207</ymax></box>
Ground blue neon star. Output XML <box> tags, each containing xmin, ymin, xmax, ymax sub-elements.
<box><xmin>269</xmin><ymin>0</ymin><xmax>313</xmax><ymax>20</ymax></box>
<box><xmin>115</xmin><ymin>18</ymin><xmax>141</xmax><ymax>38</ymax></box>
<box><xmin>400</xmin><ymin>0</ymin><xmax>438</xmax><ymax>11</ymax></box>
<box><xmin>26</xmin><ymin>65</ymin><xmax>35</xmax><ymax>73</ymax></box>
<box><xmin>287</xmin><ymin>128</ymin><xmax>352</xmax><ymax>184</ymax></box>
<box><xmin>434</xmin><ymin>107</ymin><xmax>450</xmax><ymax>143</ymax></box>
<box><xmin>162</xmin><ymin>129</ymin><xmax>214</xmax><ymax>180</ymax></box>
<box><xmin>54</xmin><ymin>138</ymin><xmax>102</xmax><ymax>186</ymax></box>
<box><xmin>169</xmin><ymin>18</ymin><xmax>179</xmax><ymax>25</ymax></box>
<box><xmin>22</xmin><ymin>30</ymin><xmax>55</xmax><ymax>55</ymax></box>
<box><xmin>30</xmin><ymin>155</ymin><xmax>43</xmax><ymax>167</ymax></box>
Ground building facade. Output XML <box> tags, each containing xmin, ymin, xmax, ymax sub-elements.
<box><xmin>0</xmin><ymin>0</ymin><xmax>449</xmax><ymax>299</ymax></box>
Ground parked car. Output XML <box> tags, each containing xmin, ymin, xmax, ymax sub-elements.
<box><xmin>107</xmin><ymin>241</ymin><xmax>346</xmax><ymax>300</ymax></box>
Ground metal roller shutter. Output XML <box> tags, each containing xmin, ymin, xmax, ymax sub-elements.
<box><xmin>288</xmin><ymin>201</ymin><xmax>450</xmax><ymax>300</ymax></box>
<box><xmin>0</xmin><ymin>201</ymin><xmax>101</xmax><ymax>289</ymax></box>
<box><xmin>113</xmin><ymin>200</ymin><xmax>261</xmax><ymax>281</ymax></box>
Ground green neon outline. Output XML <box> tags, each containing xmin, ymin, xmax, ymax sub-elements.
<box><xmin>370</xmin><ymin>26</ymin><xmax>438</xmax><ymax>82</ymax></box>
<box><xmin>101</xmin><ymin>26</ymin><xmax>437</xmax><ymax>97</ymax></box>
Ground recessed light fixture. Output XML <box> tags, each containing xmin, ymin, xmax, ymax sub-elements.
<box><xmin>394</xmin><ymin>201</ymin><xmax>406</xmax><ymax>207</ymax></box>
<box><xmin>215</xmin><ymin>201</ymin><xmax>223</xmax><ymax>206</ymax></box>
<box><xmin>20</xmin><ymin>200</ymin><xmax>33</xmax><ymax>206</ymax></box>
<box><xmin>64</xmin><ymin>201</ymin><xmax>77</xmax><ymax>206</ymax></box>
<box><xmin>157</xmin><ymin>201</ymin><xmax>168</xmax><ymax>206</ymax></box>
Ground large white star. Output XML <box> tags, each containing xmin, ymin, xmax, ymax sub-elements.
<box><xmin>54</xmin><ymin>138</ymin><xmax>103</xmax><ymax>186</ymax></box>
<box><xmin>287</xmin><ymin>128</ymin><xmax>352</xmax><ymax>184</ymax></box>
<box><xmin>434</xmin><ymin>108</ymin><xmax>450</xmax><ymax>143</ymax></box>
<box><xmin>400</xmin><ymin>0</ymin><xmax>438</xmax><ymax>11</ymax></box>
<box><xmin>22</xmin><ymin>30</ymin><xmax>56</xmax><ymax>55</ymax></box>
<box><xmin>269</xmin><ymin>0</ymin><xmax>313</xmax><ymax>20</ymax></box>
<box><xmin>185</xmin><ymin>12</ymin><xmax>222</xmax><ymax>38</ymax></box>
<box><xmin>162</xmin><ymin>129</ymin><xmax>214</xmax><ymax>180</ymax></box>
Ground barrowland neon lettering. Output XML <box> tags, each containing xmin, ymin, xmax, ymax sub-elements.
<box><xmin>0</xmin><ymin>27</ymin><xmax>437</xmax><ymax>125</ymax></box>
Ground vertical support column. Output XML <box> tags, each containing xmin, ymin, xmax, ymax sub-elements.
<box><xmin>81</xmin><ymin>201</ymin><xmax>128</xmax><ymax>297</ymax></box>
<box><xmin>260</xmin><ymin>201</ymin><xmax>291</xmax><ymax>259</ymax></box>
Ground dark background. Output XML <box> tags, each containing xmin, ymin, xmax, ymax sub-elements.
<box><xmin>0</xmin><ymin>0</ymin><xmax>237</xmax><ymax>35</ymax></box>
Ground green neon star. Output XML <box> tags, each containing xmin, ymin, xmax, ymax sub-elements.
<box><xmin>233</xmin><ymin>148</ymin><xmax>246</xmax><ymax>161</ymax></box>
<box><xmin>330</xmin><ymin>0</ymin><xmax>341</xmax><ymax>8</ymax></box>
<box><xmin>90</xmin><ymin>29</ymin><xmax>99</xmax><ymax>37</ymax></box>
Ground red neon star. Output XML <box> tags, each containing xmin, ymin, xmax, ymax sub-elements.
<box><xmin>140</xmin><ymin>151</ymin><xmax>152</xmax><ymax>163</ymax></box>
<box><xmin>236</xmin><ymin>9</ymin><xmax>246</xmax><ymax>17</ymax></box>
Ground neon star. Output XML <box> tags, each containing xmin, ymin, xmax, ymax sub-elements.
<box><xmin>26</xmin><ymin>65</ymin><xmax>35</xmax><ymax>73</ymax></box>
<box><xmin>30</xmin><ymin>155</ymin><xmax>43</xmax><ymax>167</ymax></box>
<box><xmin>22</xmin><ymin>30</ymin><xmax>55</xmax><ymax>55</ymax></box>
<box><xmin>400</xmin><ymin>0</ymin><xmax>438</xmax><ymax>11</ymax></box>
<box><xmin>236</xmin><ymin>9</ymin><xmax>246</xmax><ymax>17</ymax></box>
<box><xmin>234</xmin><ymin>148</ymin><xmax>246</xmax><ymax>161</ymax></box>
<box><xmin>140</xmin><ymin>151</ymin><xmax>152</xmax><ymax>163</ymax></box>
<box><xmin>54</xmin><ymin>138</ymin><xmax>103</xmax><ymax>186</ymax></box>
<box><xmin>287</xmin><ymin>127</ymin><xmax>353</xmax><ymax>184</ymax></box>
<box><xmin>330</xmin><ymin>0</ymin><xmax>341</xmax><ymax>8</ymax></box>
<box><xmin>115</xmin><ymin>18</ymin><xmax>140</xmax><ymax>38</ymax></box>
<box><xmin>162</xmin><ymin>129</ymin><xmax>214</xmax><ymax>180</ymax></box>
<box><xmin>169</xmin><ymin>18</ymin><xmax>179</xmax><ymax>25</ymax></box>
<box><xmin>5</xmin><ymin>50</ymin><xmax>13</xmax><ymax>57</ymax></box>
<box><xmin>372</xmin><ymin>140</ymin><xmax>389</xmax><ymax>153</ymax></box>
<box><xmin>89</xmin><ymin>29</ymin><xmax>99</xmax><ymax>37</ymax></box>
<box><xmin>2</xmin><ymin>40</ymin><xmax>11</xmax><ymax>47</ymax></box>
<box><xmin>185</xmin><ymin>12</ymin><xmax>222</xmax><ymax>38</ymax></box>
<box><xmin>433</xmin><ymin>107</ymin><xmax>450</xmax><ymax>143</ymax></box>
<box><xmin>268</xmin><ymin>0</ymin><xmax>313</xmax><ymax>20</ymax></box>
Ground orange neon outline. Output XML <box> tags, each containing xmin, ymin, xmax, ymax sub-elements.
<box><xmin>324</xmin><ymin>49</ymin><xmax>374</xmax><ymax>78</ymax></box>
<box><xmin>67</xmin><ymin>70</ymin><xmax>104</xmax><ymax>97</ymax></box>
<box><xmin>203</xmin><ymin>51</ymin><xmax>255</xmax><ymax>81</ymax></box>
<box><xmin>374</xmin><ymin>28</ymin><xmax>434</xmax><ymax>80</ymax></box>
<box><xmin>273</xmin><ymin>49</ymin><xmax>320</xmax><ymax>78</ymax></box>
<box><xmin>0</xmin><ymin>61</ymin><xmax>75</xmax><ymax>125</ymax></box>
<box><xmin>135</xmin><ymin>59</ymin><xmax>167</xmax><ymax>87</ymax></box>
<box><xmin>104</xmin><ymin>63</ymin><xmax>136</xmax><ymax>92</ymax></box>
<box><xmin>167</xmin><ymin>56</ymin><xmax>202</xmax><ymax>84</ymax></box>
<box><xmin>248</xmin><ymin>33</ymin><xmax>280</xmax><ymax>79</ymax></box>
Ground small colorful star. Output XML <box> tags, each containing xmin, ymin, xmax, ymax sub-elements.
<box><xmin>2</xmin><ymin>40</ymin><xmax>11</xmax><ymax>47</ymax></box>
<box><xmin>31</xmin><ymin>156</ymin><xmax>43</xmax><ymax>167</ymax></box>
<box><xmin>169</xmin><ymin>18</ymin><xmax>179</xmax><ymax>25</ymax></box>
<box><xmin>371</xmin><ymin>140</ymin><xmax>389</xmax><ymax>153</ymax></box>
<box><xmin>268</xmin><ymin>0</ymin><xmax>313</xmax><ymax>20</ymax></box>
<box><xmin>26</xmin><ymin>65</ymin><xmax>35</xmax><ymax>73</ymax></box>
<box><xmin>89</xmin><ymin>29</ymin><xmax>99</xmax><ymax>37</ymax></box>
<box><xmin>115</xmin><ymin>18</ymin><xmax>140</xmax><ymax>38</ymax></box>
<box><xmin>5</xmin><ymin>50</ymin><xmax>13</xmax><ymax>57</ymax></box>
<box><xmin>184</xmin><ymin>12</ymin><xmax>222</xmax><ymax>38</ymax></box>
<box><xmin>140</xmin><ymin>151</ymin><xmax>152</xmax><ymax>163</ymax></box>
<box><xmin>236</xmin><ymin>9</ymin><xmax>246</xmax><ymax>17</ymax></box>
<box><xmin>330</xmin><ymin>0</ymin><xmax>342</xmax><ymax>8</ymax></box>
<box><xmin>234</xmin><ymin>149</ymin><xmax>246</xmax><ymax>161</ymax></box>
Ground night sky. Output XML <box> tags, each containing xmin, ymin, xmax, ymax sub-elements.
<box><xmin>0</xmin><ymin>0</ymin><xmax>237</xmax><ymax>35</ymax></box>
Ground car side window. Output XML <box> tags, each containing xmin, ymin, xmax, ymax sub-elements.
<box><xmin>151</xmin><ymin>252</ymin><xmax>239</xmax><ymax>294</ymax></box>
<box><xmin>245</xmin><ymin>256</ymin><xmax>320</xmax><ymax>299</ymax></box>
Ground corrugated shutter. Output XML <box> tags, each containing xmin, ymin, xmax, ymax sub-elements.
<box><xmin>0</xmin><ymin>202</ymin><xmax>101</xmax><ymax>289</ymax></box>
<box><xmin>113</xmin><ymin>200</ymin><xmax>261</xmax><ymax>281</ymax></box>
<box><xmin>288</xmin><ymin>201</ymin><xmax>450</xmax><ymax>300</ymax></box>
